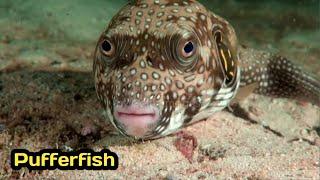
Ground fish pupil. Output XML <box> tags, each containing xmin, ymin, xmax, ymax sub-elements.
<box><xmin>184</xmin><ymin>42</ymin><xmax>194</xmax><ymax>54</ymax></box>
<box><xmin>102</xmin><ymin>40</ymin><xmax>112</xmax><ymax>52</ymax></box>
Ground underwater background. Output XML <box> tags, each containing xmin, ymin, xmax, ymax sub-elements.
<box><xmin>0</xmin><ymin>0</ymin><xmax>319</xmax><ymax>74</ymax></box>
<box><xmin>0</xmin><ymin>0</ymin><xmax>319</xmax><ymax>179</ymax></box>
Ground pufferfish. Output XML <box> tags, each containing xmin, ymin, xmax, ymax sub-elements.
<box><xmin>93</xmin><ymin>0</ymin><xmax>320</xmax><ymax>140</ymax></box>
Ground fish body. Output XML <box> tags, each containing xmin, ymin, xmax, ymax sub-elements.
<box><xmin>93</xmin><ymin>0</ymin><xmax>320</xmax><ymax>139</ymax></box>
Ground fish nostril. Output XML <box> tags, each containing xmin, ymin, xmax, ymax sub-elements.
<box><xmin>127</xmin><ymin>83</ymin><xmax>133</xmax><ymax>90</ymax></box>
<box><xmin>146</xmin><ymin>56</ymin><xmax>154</xmax><ymax>67</ymax></box>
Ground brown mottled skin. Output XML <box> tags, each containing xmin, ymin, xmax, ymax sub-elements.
<box><xmin>93</xmin><ymin>0</ymin><xmax>320</xmax><ymax>139</ymax></box>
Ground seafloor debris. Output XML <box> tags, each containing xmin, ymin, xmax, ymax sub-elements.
<box><xmin>174</xmin><ymin>131</ymin><xmax>198</xmax><ymax>162</ymax></box>
<box><xmin>199</xmin><ymin>143</ymin><xmax>227</xmax><ymax>161</ymax></box>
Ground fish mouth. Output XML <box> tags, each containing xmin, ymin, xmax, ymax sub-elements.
<box><xmin>113</xmin><ymin>103</ymin><xmax>160</xmax><ymax>137</ymax></box>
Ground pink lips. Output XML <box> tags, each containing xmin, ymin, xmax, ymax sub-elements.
<box><xmin>114</xmin><ymin>104</ymin><xmax>160</xmax><ymax>137</ymax></box>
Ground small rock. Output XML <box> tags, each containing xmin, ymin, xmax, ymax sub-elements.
<box><xmin>199</xmin><ymin>143</ymin><xmax>227</xmax><ymax>160</ymax></box>
<box><xmin>248</xmin><ymin>106</ymin><xmax>263</xmax><ymax>117</ymax></box>
<box><xmin>174</xmin><ymin>131</ymin><xmax>198</xmax><ymax>163</ymax></box>
<box><xmin>198</xmin><ymin>173</ymin><xmax>210</xmax><ymax>180</ymax></box>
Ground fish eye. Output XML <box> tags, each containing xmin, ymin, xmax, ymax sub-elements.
<box><xmin>178</xmin><ymin>39</ymin><xmax>197</xmax><ymax>60</ymax></box>
<box><xmin>181</xmin><ymin>41</ymin><xmax>195</xmax><ymax>58</ymax></box>
<box><xmin>100</xmin><ymin>39</ymin><xmax>114</xmax><ymax>57</ymax></box>
<box><xmin>182</xmin><ymin>41</ymin><xmax>195</xmax><ymax>57</ymax></box>
<box><xmin>174</xmin><ymin>36</ymin><xmax>198</xmax><ymax>68</ymax></box>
